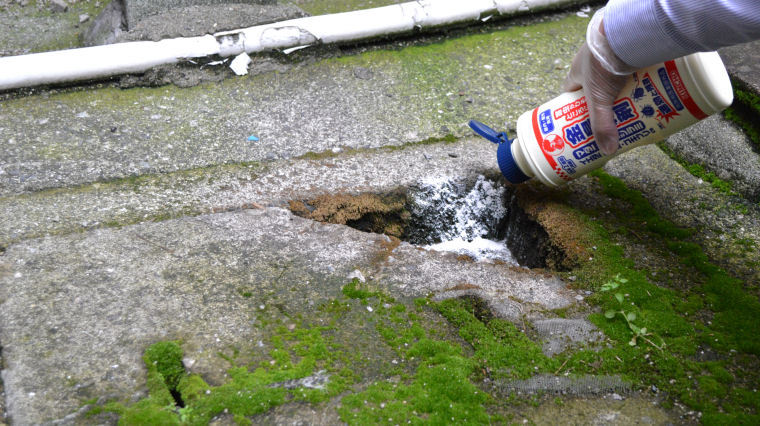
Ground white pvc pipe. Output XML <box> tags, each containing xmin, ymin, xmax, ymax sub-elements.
<box><xmin>0</xmin><ymin>0</ymin><xmax>582</xmax><ymax>90</ymax></box>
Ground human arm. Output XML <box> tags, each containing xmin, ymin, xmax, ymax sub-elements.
<box><xmin>564</xmin><ymin>0</ymin><xmax>760</xmax><ymax>155</ymax></box>
<box><xmin>606</xmin><ymin>0</ymin><xmax>760</xmax><ymax>69</ymax></box>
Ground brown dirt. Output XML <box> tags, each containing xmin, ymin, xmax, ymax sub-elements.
<box><xmin>288</xmin><ymin>191</ymin><xmax>409</xmax><ymax>238</ymax></box>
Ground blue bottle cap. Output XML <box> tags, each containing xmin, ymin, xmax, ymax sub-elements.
<box><xmin>468</xmin><ymin>120</ymin><xmax>530</xmax><ymax>184</ymax></box>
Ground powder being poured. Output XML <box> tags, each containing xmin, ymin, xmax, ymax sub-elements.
<box><xmin>408</xmin><ymin>175</ymin><xmax>517</xmax><ymax>263</ymax></box>
<box><xmin>425</xmin><ymin>237</ymin><xmax>516</xmax><ymax>263</ymax></box>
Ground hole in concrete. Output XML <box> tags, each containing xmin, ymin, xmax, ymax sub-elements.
<box><xmin>170</xmin><ymin>389</ymin><xmax>185</xmax><ymax>408</ymax></box>
<box><xmin>289</xmin><ymin>174</ymin><xmax>565</xmax><ymax>269</ymax></box>
<box><xmin>457</xmin><ymin>295</ymin><xmax>495</xmax><ymax>324</ymax></box>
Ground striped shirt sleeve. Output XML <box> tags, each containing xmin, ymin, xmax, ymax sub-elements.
<box><xmin>604</xmin><ymin>0</ymin><xmax>760</xmax><ymax>68</ymax></box>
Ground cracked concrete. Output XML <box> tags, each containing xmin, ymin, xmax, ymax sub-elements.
<box><xmin>1</xmin><ymin>0</ymin><xmax>759</xmax><ymax>424</ymax></box>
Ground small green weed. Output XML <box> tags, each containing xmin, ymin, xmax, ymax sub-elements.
<box><xmin>600</xmin><ymin>275</ymin><xmax>666</xmax><ymax>351</ymax></box>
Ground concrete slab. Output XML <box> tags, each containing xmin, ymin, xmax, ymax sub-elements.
<box><xmin>0</xmin><ymin>206</ymin><xmax>576</xmax><ymax>423</ymax></box>
<box><xmin>664</xmin><ymin>115</ymin><xmax>760</xmax><ymax>202</ymax></box>
<box><xmin>84</xmin><ymin>2</ymin><xmax>309</xmax><ymax>46</ymax></box>
<box><xmin>120</xmin><ymin>3</ymin><xmax>309</xmax><ymax>41</ymax></box>
<box><xmin>721</xmin><ymin>40</ymin><xmax>760</xmax><ymax>96</ymax></box>
<box><xmin>0</xmin><ymin>138</ymin><xmax>496</xmax><ymax>247</ymax></box>
<box><xmin>2</xmin><ymin>2</ymin><xmax>760</xmax><ymax>424</ymax></box>
<box><xmin>123</xmin><ymin>0</ymin><xmax>276</xmax><ymax>29</ymax></box>
<box><xmin>0</xmin><ymin>11</ymin><xmax>588</xmax><ymax>196</ymax></box>
<box><xmin>0</xmin><ymin>0</ymin><xmax>108</xmax><ymax>55</ymax></box>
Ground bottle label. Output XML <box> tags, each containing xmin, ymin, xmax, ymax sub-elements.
<box><xmin>530</xmin><ymin>60</ymin><xmax>706</xmax><ymax>182</ymax></box>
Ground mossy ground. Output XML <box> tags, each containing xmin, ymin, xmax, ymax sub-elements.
<box><xmin>724</xmin><ymin>80</ymin><xmax>760</xmax><ymax>152</ymax></box>
<box><xmin>553</xmin><ymin>170</ymin><xmax>760</xmax><ymax>424</ymax></box>
<box><xmin>85</xmin><ymin>165</ymin><xmax>760</xmax><ymax>425</ymax></box>
<box><xmin>657</xmin><ymin>142</ymin><xmax>738</xmax><ymax>197</ymax></box>
<box><xmin>0</xmin><ymin>0</ymin><xmax>108</xmax><ymax>53</ymax></box>
<box><xmin>6</xmin><ymin>3</ymin><xmax>759</xmax><ymax>423</ymax></box>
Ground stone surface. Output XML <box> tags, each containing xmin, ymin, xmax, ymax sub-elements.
<box><xmin>664</xmin><ymin>115</ymin><xmax>760</xmax><ymax>202</ymax></box>
<box><xmin>49</xmin><ymin>0</ymin><xmax>68</xmax><ymax>13</ymax></box>
<box><xmin>81</xmin><ymin>0</ymin><xmax>127</xmax><ymax>46</ymax></box>
<box><xmin>721</xmin><ymin>40</ymin><xmax>760</xmax><ymax>95</ymax></box>
<box><xmin>84</xmin><ymin>2</ymin><xmax>309</xmax><ymax>46</ymax></box>
<box><xmin>533</xmin><ymin>318</ymin><xmax>606</xmax><ymax>356</ymax></box>
<box><xmin>0</xmin><ymin>12</ymin><xmax>588</xmax><ymax>196</ymax></box>
<box><xmin>1</xmin><ymin>1</ymin><xmax>760</xmax><ymax>424</ymax></box>
<box><xmin>0</xmin><ymin>207</ymin><xmax>574</xmax><ymax>423</ymax></box>
<box><xmin>0</xmin><ymin>139</ymin><xmax>496</xmax><ymax>247</ymax></box>
<box><xmin>123</xmin><ymin>0</ymin><xmax>276</xmax><ymax>29</ymax></box>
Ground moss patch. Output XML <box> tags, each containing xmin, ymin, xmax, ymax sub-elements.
<box><xmin>723</xmin><ymin>81</ymin><xmax>760</xmax><ymax>151</ymax></box>
<box><xmin>144</xmin><ymin>341</ymin><xmax>185</xmax><ymax>391</ymax></box>
<box><xmin>545</xmin><ymin>170</ymin><xmax>760</xmax><ymax>423</ymax></box>
<box><xmin>92</xmin><ymin>315</ymin><xmax>354</xmax><ymax>424</ymax></box>
<box><xmin>289</xmin><ymin>191</ymin><xmax>409</xmax><ymax>238</ymax></box>
<box><xmin>92</xmin><ymin>277</ymin><xmax>583</xmax><ymax>424</ymax></box>
<box><xmin>433</xmin><ymin>297</ymin><xmax>558</xmax><ymax>380</ymax></box>
<box><xmin>657</xmin><ymin>143</ymin><xmax>737</xmax><ymax>196</ymax></box>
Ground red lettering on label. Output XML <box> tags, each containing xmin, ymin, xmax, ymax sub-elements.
<box><xmin>665</xmin><ymin>60</ymin><xmax>707</xmax><ymax>120</ymax></box>
<box><xmin>553</xmin><ymin>97</ymin><xmax>588</xmax><ymax>121</ymax></box>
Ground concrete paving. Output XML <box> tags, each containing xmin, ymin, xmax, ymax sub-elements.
<box><xmin>1</xmin><ymin>1</ymin><xmax>759</xmax><ymax>424</ymax></box>
<box><xmin>721</xmin><ymin>40</ymin><xmax>760</xmax><ymax>95</ymax></box>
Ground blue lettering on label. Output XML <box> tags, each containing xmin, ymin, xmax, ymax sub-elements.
<box><xmin>618</xmin><ymin>120</ymin><xmax>646</xmax><ymax>140</ymax></box>
<box><xmin>557</xmin><ymin>156</ymin><xmax>577</xmax><ymax>175</ymax></box>
<box><xmin>642</xmin><ymin>75</ymin><xmax>679</xmax><ymax>122</ymax></box>
<box><xmin>658</xmin><ymin>67</ymin><xmax>684</xmax><ymax>111</ymax></box>
<box><xmin>613</xmin><ymin>101</ymin><xmax>636</xmax><ymax>125</ymax></box>
<box><xmin>539</xmin><ymin>109</ymin><xmax>554</xmax><ymax>134</ymax></box>
<box><xmin>564</xmin><ymin>118</ymin><xmax>593</xmax><ymax>146</ymax></box>
<box><xmin>618</xmin><ymin>120</ymin><xmax>656</xmax><ymax>146</ymax></box>
<box><xmin>573</xmin><ymin>141</ymin><xmax>600</xmax><ymax>161</ymax></box>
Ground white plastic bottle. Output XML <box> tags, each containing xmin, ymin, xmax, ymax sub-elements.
<box><xmin>469</xmin><ymin>51</ymin><xmax>734</xmax><ymax>187</ymax></box>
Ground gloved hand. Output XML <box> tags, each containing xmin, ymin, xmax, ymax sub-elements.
<box><xmin>563</xmin><ymin>7</ymin><xmax>636</xmax><ymax>155</ymax></box>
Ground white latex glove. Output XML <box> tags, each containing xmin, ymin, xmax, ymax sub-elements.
<box><xmin>563</xmin><ymin>8</ymin><xmax>636</xmax><ymax>155</ymax></box>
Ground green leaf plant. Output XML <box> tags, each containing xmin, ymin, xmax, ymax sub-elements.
<box><xmin>601</xmin><ymin>274</ymin><xmax>666</xmax><ymax>352</ymax></box>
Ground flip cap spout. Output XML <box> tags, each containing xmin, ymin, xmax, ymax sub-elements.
<box><xmin>468</xmin><ymin>120</ymin><xmax>530</xmax><ymax>184</ymax></box>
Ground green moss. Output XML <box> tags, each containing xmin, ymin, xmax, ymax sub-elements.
<box><xmin>340</xmin><ymin>337</ymin><xmax>491</xmax><ymax>425</ymax></box>
<box><xmin>317</xmin><ymin>299</ymin><xmax>352</xmax><ymax>317</ymax></box>
<box><xmin>705</xmin><ymin>362</ymin><xmax>734</xmax><ymax>385</ymax></box>
<box><xmin>177</xmin><ymin>374</ymin><xmax>210</xmax><ymax>404</ymax></box>
<box><xmin>589</xmin><ymin>169</ymin><xmax>693</xmax><ymax>239</ymax></box>
<box><xmin>668</xmin><ymin>240</ymin><xmax>760</xmax><ymax>355</ymax></box>
<box><xmin>117</xmin><ymin>399</ymin><xmax>181</xmax><ymax>426</ymax></box>
<box><xmin>698</xmin><ymin>376</ymin><xmax>729</xmax><ymax>399</ymax></box>
<box><xmin>337</xmin><ymin>286</ymin><xmax>495</xmax><ymax>424</ymax></box>
<box><xmin>144</xmin><ymin>341</ymin><xmax>185</xmax><ymax>390</ymax></box>
<box><xmin>571</xmin><ymin>170</ymin><xmax>760</xmax><ymax>419</ymax></box>
<box><xmin>98</xmin><ymin>316</ymin><xmax>352</xmax><ymax>424</ymax></box>
<box><xmin>723</xmin><ymin>82</ymin><xmax>760</xmax><ymax>150</ymax></box>
<box><xmin>657</xmin><ymin>143</ymin><xmax>737</xmax><ymax>196</ymax></box>
<box><xmin>341</xmin><ymin>278</ymin><xmax>394</xmax><ymax>304</ymax></box>
<box><xmin>434</xmin><ymin>298</ymin><xmax>557</xmax><ymax>380</ymax></box>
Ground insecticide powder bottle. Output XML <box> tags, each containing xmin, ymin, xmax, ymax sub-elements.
<box><xmin>469</xmin><ymin>51</ymin><xmax>734</xmax><ymax>186</ymax></box>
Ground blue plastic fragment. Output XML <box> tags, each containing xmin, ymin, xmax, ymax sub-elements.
<box><xmin>247</xmin><ymin>135</ymin><xmax>259</xmax><ymax>141</ymax></box>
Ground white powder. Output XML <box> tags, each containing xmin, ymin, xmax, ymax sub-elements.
<box><xmin>409</xmin><ymin>175</ymin><xmax>517</xmax><ymax>264</ymax></box>
<box><xmin>426</xmin><ymin>237</ymin><xmax>516</xmax><ymax>263</ymax></box>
